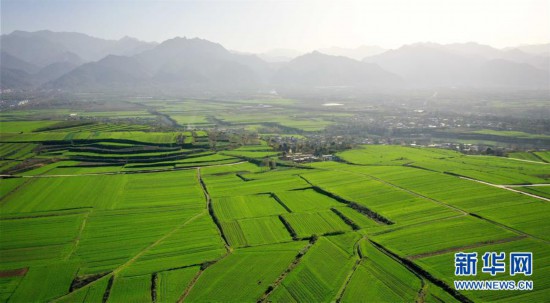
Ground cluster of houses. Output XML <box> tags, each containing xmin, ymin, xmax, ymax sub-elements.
<box><xmin>280</xmin><ymin>151</ymin><xmax>336</xmax><ymax>163</ymax></box>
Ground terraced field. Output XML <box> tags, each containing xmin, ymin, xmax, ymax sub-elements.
<box><xmin>0</xmin><ymin>120</ymin><xmax>548</xmax><ymax>303</ymax></box>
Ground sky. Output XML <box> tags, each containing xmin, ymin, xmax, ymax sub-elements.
<box><xmin>1</xmin><ymin>0</ymin><xmax>549</xmax><ymax>53</ymax></box>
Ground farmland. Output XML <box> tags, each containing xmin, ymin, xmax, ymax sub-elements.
<box><xmin>340</xmin><ymin>239</ymin><xmax>422</xmax><ymax>302</ymax></box>
<box><xmin>0</xmin><ymin>98</ymin><xmax>549</xmax><ymax>303</ymax></box>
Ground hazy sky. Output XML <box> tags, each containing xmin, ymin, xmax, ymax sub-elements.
<box><xmin>1</xmin><ymin>0</ymin><xmax>549</xmax><ymax>52</ymax></box>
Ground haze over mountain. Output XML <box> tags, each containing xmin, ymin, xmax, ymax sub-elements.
<box><xmin>364</xmin><ymin>43</ymin><xmax>549</xmax><ymax>89</ymax></box>
<box><xmin>1</xmin><ymin>51</ymin><xmax>40</xmax><ymax>74</ymax></box>
<box><xmin>317</xmin><ymin>45</ymin><xmax>387</xmax><ymax>61</ymax></box>
<box><xmin>0</xmin><ymin>30</ymin><xmax>156</xmax><ymax>66</ymax></box>
<box><xmin>512</xmin><ymin>43</ymin><xmax>550</xmax><ymax>56</ymax></box>
<box><xmin>49</xmin><ymin>37</ymin><xmax>271</xmax><ymax>93</ymax></box>
<box><xmin>0</xmin><ymin>30</ymin><xmax>156</xmax><ymax>89</ymax></box>
<box><xmin>47</xmin><ymin>55</ymin><xmax>151</xmax><ymax>92</ymax></box>
<box><xmin>1</xmin><ymin>30</ymin><xmax>548</xmax><ymax>93</ymax></box>
<box><xmin>273</xmin><ymin>51</ymin><xmax>402</xmax><ymax>90</ymax></box>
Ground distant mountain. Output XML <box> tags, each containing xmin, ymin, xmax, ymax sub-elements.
<box><xmin>0</xmin><ymin>30</ymin><xmax>159</xmax><ymax>90</ymax></box>
<box><xmin>273</xmin><ymin>51</ymin><xmax>402</xmax><ymax>89</ymax></box>
<box><xmin>444</xmin><ymin>42</ymin><xmax>502</xmax><ymax>59</ymax></box>
<box><xmin>318</xmin><ymin>45</ymin><xmax>387</xmax><ymax>61</ymax></box>
<box><xmin>139</xmin><ymin>37</ymin><xmax>270</xmax><ymax>81</ymax></box>
<box><xmin>0</xmin><ymin>68</ymin><xmax>33</xmax><ymax>89</ymax></box>
<box><xmin>101</xmin><ymin>36</ymin><xmax>158</xmax><ymax>57</ymax></box>
<box><xmin>474</xmin><ymin>59</ymin><xmax>549</xmax><ymax>89</ymax></box>
<box><xmin>0</xmin><ymin>50</ymin><xmax>77</xmax><ymax>88</ymax></box>
<box><xmin>1</xmin><ymin>30</ymin><xmax>548</xmax><ymax>92</ymax></box>
<box><xmin>48</xmin><ymin>55</ymin><xmax>151</xmax><ymax>91</ymax></box>
<box><xmin>512</xmin><ymin>43</ymin><xmax>550</xmax><ymax>56</ymax></box>
<box><xmin>136</xmin><ymin>37</ymin><xmax>229</xmax><ymax>72</ymax></box>
<box><xmin>0</xmin><ymin>30</ymin><xmax>156</xmax><ymax>65</ymax></box>
<box><xmin>49</xmin><ymin>37</ymin><xmax>272</xmax><ymax>92</ymax></box>
<box><xmin>0</xmin><ymin>31</ymin><xmax>83</xmax><ymax>67</ymax></box>
<box><xmin>498</xmin><ymin>49</ymin><xmax>549</xmax><ymax>71</ymax></box>
<box><xmin>139</xmin><ymin>37</ymin><xmax>271</xmax><ymax>89</ymax></box>
<box><xmin>365</xmin><ymin>43</ymin><xmax>549</xmax><ymax>89</ymax></box>
<box><xmin>34</xmin><ymin>62</ymin><xmax>79</xmax><ymax>84</ymax></box>
<box><xmin>0</xmin><ymin>51</ymin><xmax>39</xmax><ymax>74</ymax></box>
<box><xmin>364</xmin><ymin>44</ymin><xmax>473</xmax><ymax>87</ymax></box>
<box><xmin>444</xmin><ymin>42</ymin><xmax>549</xmax><ymax>71</ymax></box>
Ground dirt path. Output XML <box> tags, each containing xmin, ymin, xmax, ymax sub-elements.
<box><xmin>177</xmin><ymin>249</ymin><xmax>232</xmax><ymax>303</ymax></box>
<box><xmin>459</xmin><ymin>176</ymin><xmax>550</xmax><ymax>202</ymax></box>
<box><xmin>502</xmin><ymin>157</ymin><xmax>548</xmax><ymax>165</ymax></box>
<box><xmin>335</xmin><ymin>236</ymin><xmax>366</xmax><ymax>303</ymax></box>
<box><xmin>177</xmin><ymin>268</ymin><xmax>205</xmax><ymax>303</ymax></box>
<box><xmin>65</xmin><ymin>211</ymin><xmax>91</xmax><ymax>260</ymax></box>
<box><xmin>505</xmin><ymin>184</ymin><xmax>550</xmax><ymax>187</ymax></box>
<box><xmin>257</xmin><ymin>240</ymin><xmax>315</xmax><ymax>303</ymax></box>
<box><xmin>416</xmin><ymin>283</ymin><xmax>429</xmax><ymax>303</ymax></box>
<box><xmin>113</xmin><ymin>211</ymin><xmax>206</xmax><ymax>275</ymax></box>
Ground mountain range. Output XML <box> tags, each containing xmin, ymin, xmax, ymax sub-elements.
<box><xmin>363</xmin><ymin>43</ymin><xmax>549</xmax><ymax>89</ymax></box>
<box><xmin>1</xmin><ymin>30</ymin><xmax>548</xmax><ymax>93</ymax></box>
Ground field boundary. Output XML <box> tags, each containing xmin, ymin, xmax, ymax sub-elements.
<box><xmin>177</xmin><ymin>251</ymin><xmax>232</xmax><ymax>303</ymax></box>
<box><xmin>278</xmin><ymin>215</ymin><xmax>298</xmax><ymax>240</ymax></box>
<box><xmin>197</xmin><ymin>168</ymin><xmax>231</xmax><ymax>249</ymax></box>
<box><xmin>369</xmin><ymin>240</ymin><xmax>472</xmax><ymax>303</ymax></box>
<box><xmin>335</xmin><ymin>236</ymin><xmax>364</xmax><ymax>302</ymax></box>
<box><xmin>330</xmin><ymin>208</ymin><xmax>360</xmax><ymax>230</ymax></box>
<box><xmin>65</xmin><ymin>211</ymin><xmax>91</xmax><ymax>260</ymax></box>
<box><xmin>298</xmin><ymin>175</ymin><xmax>394</xmax><ymax>225</ymax></box>
<box><xmin>257</xmin><ymin>239</ymin><xmax>316</xmax><ymax>302</ymax></box>
<box><xmin>268</xmin><ymin>192</ymin><xmax>293</xmax><ymax>213</ymax></box>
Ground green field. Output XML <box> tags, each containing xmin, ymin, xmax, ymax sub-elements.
<box><xmin>185</xmin><ymin>242</ymin><xmax>307</xmax><ymax>302</ymax></box>
<box><xmin>341</xmin><ymin>239</ymin><xmax>422</xmax><ymax>302</ymax></box>
<box><xmin>282</xmin><ymin>211</ymin><xmax>353</xmax><ymax>238</ymax></box>
<box><xmin>0</xmin><ymin>109</ymin><xmax>549</xmax><ymax>303</ymax></box>
<box><xmin>415</xmin><ymin>238</ymin><xmax>550</xmax><ymax>302</ymax></box>
<box><xmin>268</xmin><ymin>234</ymin><xmax>359</xmax><ymax>302</ymax></box>
<box><xmin>221</xmin><ymin>216</ymin><xmax>293</xmax><ymax>247</ymax></box>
